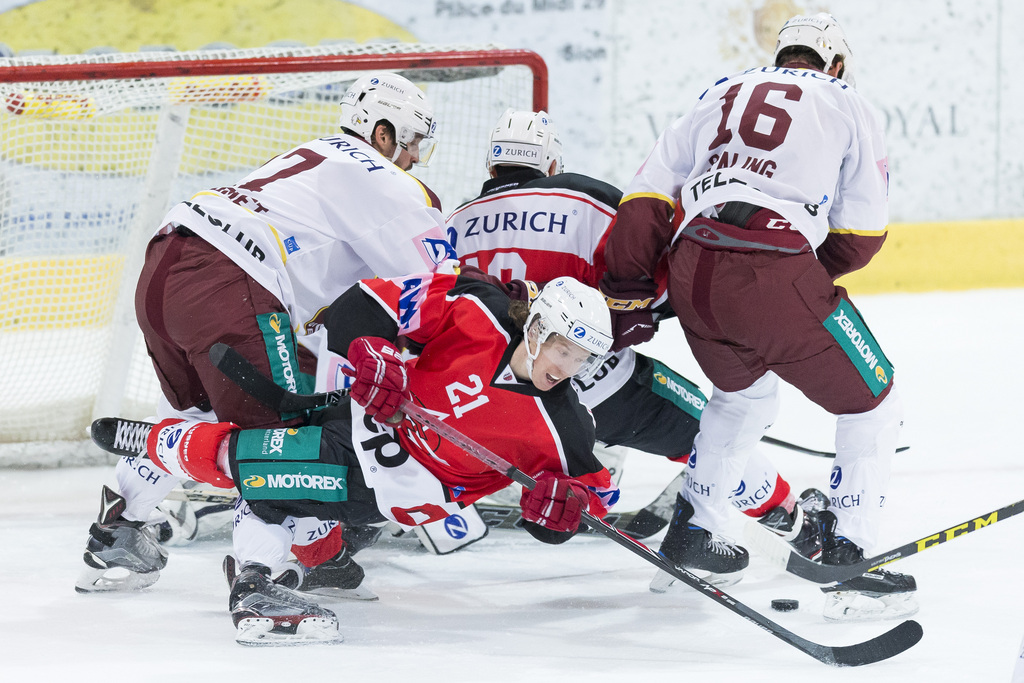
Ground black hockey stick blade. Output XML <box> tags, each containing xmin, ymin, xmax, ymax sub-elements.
<box><xmin>398</xmin><ymin>399</ymin><xmax>921</xmax><ymax>667</ymax></box>
<box><xmin>761</xmin><ymin>435</ymin><xmax>909</xmax><ymax>458</ymax></box>
<box><xmin>209</xmin><ymin>342</ymin><xmax>346</xmax><ymax>414</ymax></box>
<box><xmin>90</xmin><ymin>417</ymin><xmax>153</xmax><ymax>457</ymax></box>
<box><xmin>748</xmin><ymin>497</ymin><xmax>1024</xmax><ymax>584</ymax></box>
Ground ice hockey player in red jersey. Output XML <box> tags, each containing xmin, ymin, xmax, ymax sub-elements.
<box><xmin>77</xmin><ymin>72</ymin><xmax>455</xmax><ymax>597</ymax></box>
<box><xmin>139</xmin><ymin>273</ymin><xmax>618</xmax><ymax>644</ymax></box>
<box><xmin>448</xmin><ymin>109</ymin><xmax>826</xmax><ymax>588</ymax></box>
<box><xmin>602</xmin><ymin>13</ymin><xmax>916</xmax><ymax>621</ymax></box>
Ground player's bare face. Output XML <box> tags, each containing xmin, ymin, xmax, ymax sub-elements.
<box><xmin>531</xmin><ymin>334</ymin><xmax>593</xmax><ymax>391</ymax></box>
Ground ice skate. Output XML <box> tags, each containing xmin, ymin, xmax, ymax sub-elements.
<box><xmin>818</xmin><ymin>510</ymin><xmax>919</xmax><ymax>622</ymax></box>
<box><xmin>651</xmin><ymin>494</ymin><xmax>749</xmax><ymax>591</ymax></box>
<box><xmin>756</xmin><ymin>487</ymin><xmax>828</xmax><ymax>559</ymax></box>
<box><xmin>743</xmin><ymin>487</ymin><xmax>828</xmax><ymax>565</ymax></box>
<box><xmin>301</xmin><ymin>544</ymin><xmax>377</xmax><ymax>601</ymax></box>
<box><xmin>224</xmin><ymin>542</ymin><xmax>377</xmax><ymax>602</ymax></box>
<box><xmin>75</xmin><ymin>485</ymin><xmax>169</xmax><ymax>593</ymax></box>
<box><xmin>229</xmin><ymin>564</ymin><xmax>342</xmax><ymax>646</ymax></box>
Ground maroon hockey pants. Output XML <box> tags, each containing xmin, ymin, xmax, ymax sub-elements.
<box><xmin>666</xmin><ymin>239</ymin><xmax>891</xmax><ymax>415</ymax></box>
<box><xmin>135</xmin><ymin>229</ymin><xmax>316</xmax><ymax>428</ymax></box>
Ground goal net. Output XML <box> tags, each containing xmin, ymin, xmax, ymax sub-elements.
<box><xmin>0</xmin><ymin>43</ymin><xmax>547</xmax><ymax>466</ymax></box>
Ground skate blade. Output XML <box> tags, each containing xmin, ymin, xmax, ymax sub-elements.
<box><xmin>75</xmin><ymin>564</ymin><xmax>160</xmax><ymax>593</ymax></box>
<box><xmin>303</xmin><ymin>584</ymin><xmax>379</xmax><ymax>601</ymax></box>
<box><xmin>235</xmin><ymin>616</ymin><xmax>343</xmax><ymax>646</ymax></box>
<box><xmin>822</xmin><ymin>590</ymin><xmax>920</xmax><ymax>622</ymax></box>
<box><xmin>649</xmin><ymin>566</ymin><xmax>743</xmax><ymax>593</ymax></box>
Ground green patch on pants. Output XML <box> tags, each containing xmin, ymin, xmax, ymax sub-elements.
<box><xmin>234</xmin><ymin>425</ymin><xmax>323</xmax><ymax>461</ymax></box>
<box><xmin>650</xmin><ymin>359</ymin><xmax>707</xmax><ymax>420</ymax></box>
<box><xmin>256</xmin><ymin>311</ymin><xmax>315</xmax><ymax>420</ymax></box>
<box><xmin>237</xmin><ymin>461</ymin><xmax>348</xmax><ymax>502</ymax></box>
<box><xmin>823</xmin><ymin>300</ymin><xmax>894</xmax><ymax>397</ymax></box>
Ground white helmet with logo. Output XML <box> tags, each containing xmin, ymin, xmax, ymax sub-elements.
<box><xmin>487</xmin><ymin>108</ymin><xmax>563</xmax><ymax>175</ymax></box>
<box><xmin>524</xmin><ymin>277</ymin><xmax>613</xmax><ymax>381</ymax></box>
<box><xmin>339</xmin><ymin>72</ymin><xmax>438</xmax><ymax>166</ymax></box>
<box><xmin>774</xmin><ymin>12</ymin><xmax>853</xmax><ymax>83</ymax></box>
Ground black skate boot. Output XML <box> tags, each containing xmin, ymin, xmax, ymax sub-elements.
<box><xmin>756</xmin><ymin>488</ymin><xmax>829</xmax><ymax>560</ymax></box>
<box><xmin>301</xmin><ymin>544</ymin><xmax>376</xmax><ymax>601</ymax></box>
<box><xmin>75</xmin><ymin>485</ymin><xmax>169</xmax><ymax>593</ymax></box>
<box><xmin>651</xmin><ymin>494</ymin><xmax>749</xmax><ymax>591</ymax></box>
<box><xmin>229</xmin><ymin>564</ymin><xmax>342</xmax><ymax>646</ymax></box>
<box><xmin>818</xmin><ymin>510</ymin><xmax>918</xmax><ymax>621</ymax></box>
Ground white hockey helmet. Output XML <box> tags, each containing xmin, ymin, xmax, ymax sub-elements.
<box><xmin>339</xmin><ymin>72</ymin><xmax>438</xmax><ymax>166</ymax></box>
<box><xmin>774</xmin><ymin>13</ymin><xmax>852</xmax><ymax>81</ymax></box>
<box><xmin>524</xmin><ymin>277</ymin><xmax>613</xmax><ymax>382</ymax></box>
<box><xmin>487</xmin><ymin>108</ymin><xmax>563</xmax><ymax>175</ymax></box>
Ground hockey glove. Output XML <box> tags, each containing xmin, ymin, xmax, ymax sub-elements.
<box><xmin>344</xmin><ymin>336</ymin><xmax>410</xmax><ymax>423</ymax></box>
<box><xmin>519</xmin><ymin>471</ymin><xmax>588</xmax><ymax>534</ymax></box>
<box><xmin>146</xmin><ymin>418</ymin><xmax>237</xmax><ymax>488</ymax></box>
<box><xmin>457</xmin><ymin>264</ymin><xmax>538</xmax><ymax>303</ymax></box>
<box><xmin>598</xmin><ymin>275</ymin><xmax>659</xmax><ymax>351</ymax></box>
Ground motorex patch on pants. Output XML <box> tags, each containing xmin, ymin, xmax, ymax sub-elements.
<box><xmin>234</xmin><ymin>426</ymin><xmax>323</xmax><ymax>461</ymax></box>
<box><xmin>823</xmin><ymin>300</ymin><xmax>894</xmax><ymax>397</ymax></box>
<box><xmin>237</xmin><ymin>461</ymin><xmax>349</xmax><ymax>501</ymax></box>
<box><xmin>650</xmin><ymin>359</ymin><xmax>707</xmax><ymax>420</ymax></box>
<box><xmin>256</xmin><ymin>311</ymin><xmax>314</xmax><ymax>419</ymax></box>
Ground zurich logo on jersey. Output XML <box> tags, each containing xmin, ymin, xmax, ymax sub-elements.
<box><xmin>732</xmin><ymin>480</ymin><xmax>746</xmax><ymax>497</ymax></box>
<box><xmin>830</xmin><ymin>465</ymin><xmax>843</xmax><ymax>490</ymax></box>
<box><xmin>688</xmin><ymin>448</ymin><xmax>697</xmax><ymax>468</ymax></box>
<box><xmin>444</xmin><ymin>515</ymin><xmax>469</xmax><ymax>539</ymax></box>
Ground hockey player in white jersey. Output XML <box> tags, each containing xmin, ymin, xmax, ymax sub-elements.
<box><xmin>602</xmin><ymin>13</ymin><xmax>916</xmax><ymax>620</ymax></box>
<box><xmin>449</xmin><ymin>109</ymin><xmax>827</xmax><ymax>587</ymax></box>
<box><xmin>77</xmin><ymin>73</ymin><xmax>455</xmax><ymax>598</ymax></box>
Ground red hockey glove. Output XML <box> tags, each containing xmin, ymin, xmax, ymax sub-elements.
<box><xmin>344</xmin><ymin>336</ymin><xmax>410</xmax><ymax>423</ymax></box>
<box><xmin>598</xmin><ymin>275</ymin><xmax>659</xmax><ymax>351</ymax></box>
<box><xmin>519</xmin><ymin>471</ymin><xmax>588</xmax><ymax>533</ymax></box>
<box><xmin>146</xmin><ymin>418</ymin><xmax>237</xmax><ymax>488</ymax></box>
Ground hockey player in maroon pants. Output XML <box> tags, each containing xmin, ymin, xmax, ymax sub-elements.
<box><xmin>449</xmin><ymin>108</ymin><xmax>826</xmax><ymax>589</ymax></box>
<box><xmin>601</xmin><ymin>13</ymin><xmax>916</xmax><ymax>621</ymax></box>
<box><xmin>138</xmin><ymin>273</ymin><xmax>619</xmax><ymax>644</ymax></box>
<box><xmin>77</xmin><ymin>72</ymin><xmax>454</xmax><ymax>597</ymax></box>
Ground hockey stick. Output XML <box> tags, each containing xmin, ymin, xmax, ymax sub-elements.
<box><xmin>208</xmin><ymin>342</ymin><xmax>348</xmax><ymax>413</ymax></box>
<box><xmin>87</xmin><ymin>412</ymin><xmax>682</xmax><ymax>541</ymax></box>
<box><xmin>210</xmin><ymin>342</ymin><xmax>852</xmax><ymax>460</ymax></box>
<box><xmin>746</xmin><ymin>496</ymin><xmax>1024</xmax><ymax>585</ymax></box>
<box><xmin>396</xmin><ymin>399</ymin><xmax>921</xmax><ymax>667</ymax></box>
<box><xmin>761</xmin><ymin>435</ymin><xmax>909</xmax><ymax>458</ymax></box>
<box><xmin>206</xmin><ymin>343</ymin><xmax>922</xmax><ymax>664</ymax></box>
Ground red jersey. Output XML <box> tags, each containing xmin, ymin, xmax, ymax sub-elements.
<box><xmin>328</xmin><ymin>272</ymin><xmax>619</xmax><ymax>517</ymax></box>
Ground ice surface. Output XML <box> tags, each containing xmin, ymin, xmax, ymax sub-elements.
<box><xmin>2</xmin><ymin>289</ymin><xmax>1023</xmax><ymax>682</ymax></box>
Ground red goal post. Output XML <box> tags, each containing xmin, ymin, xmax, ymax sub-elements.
<box><xmin>0</xmin><ymin>43</ymin><xmax>547</xmax><ymax>465</ymax></box>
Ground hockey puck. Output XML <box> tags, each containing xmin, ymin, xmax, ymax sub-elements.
<box><xmin>771</xmin><ymin>598</ymin><xmax>799</xmax><ymax>612</ymax></box>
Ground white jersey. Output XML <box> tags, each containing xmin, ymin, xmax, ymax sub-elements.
<box><xmin>160</xmin><ymin>133</ymin><xmax>454</xmax><ymax>346</ymax></box>
<box><xmin>625</xmin><ymin>66</ymin><xmax>889</xmax><ymax>250</ymax></box>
